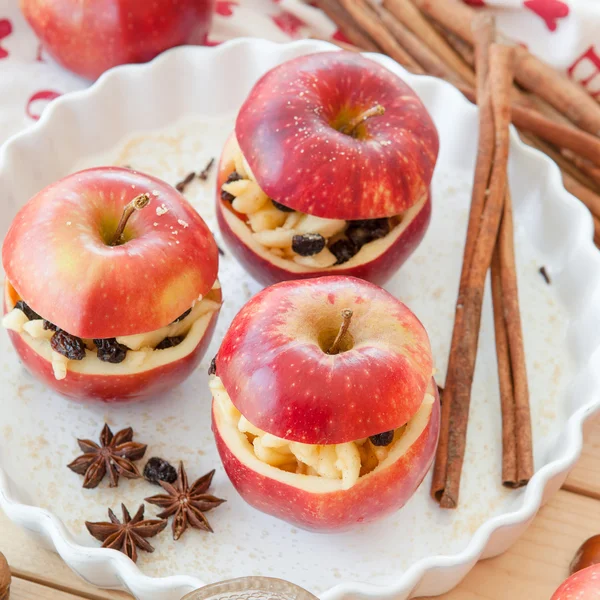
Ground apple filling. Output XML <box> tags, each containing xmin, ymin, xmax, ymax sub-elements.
<box><xmin>3</xmin><ymin>281</ymin><xmax>221</xmax><ymax>380</ymax></box>
<box><xmin>210</xmin><ymin>374</ymin><xmax>435</xmax><ymax>490</ymax></box>
<box><xmin>220</xmin><ymin>140</ymin><xmax>403</xmax><ymax>269</ymax></box>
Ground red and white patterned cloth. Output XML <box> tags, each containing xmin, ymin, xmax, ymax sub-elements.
<box><xmin>0</xmin><ymin>0</ymin><xmax>598</xmax><ymax>146</ymax></box>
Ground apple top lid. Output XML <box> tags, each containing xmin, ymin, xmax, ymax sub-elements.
<box><xmin>235</xmin><ymin>51</ymin><xmax>439</xmax><ymax>221</ymax></box>
<box><xmin>215</xmin><ymin>275</ymin><xmax>434</xmax><ymax>445</ymax></box>
<box><xmin>2</xmin><ymin>167</ymin><xmax>219</xmax><ymax>339</ymax></box>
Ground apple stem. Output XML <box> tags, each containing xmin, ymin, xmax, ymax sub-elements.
<box><xmin>328</xmin><ymin>309</ymin><xmax>353</xmax><ymax>355</ymax></box>
<box><xmin>343</xmin><ymin>105</ymin><xmax>385</xmax><ymax>137</ymax></box>
<box><xmin>109</xmin><ymin>193</ymin><xmax>151</xmax><ymax>246</ymax></box>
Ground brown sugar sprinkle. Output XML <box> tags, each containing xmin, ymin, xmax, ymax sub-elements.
<box><xmin>175</xmin><ymin>171</ymin><xmax>196</xmax><ymax>193</ymax></box>
<box><xmin>198</xmin><ymin>158</ymin><xmax>215</xmax><ymax>181</ymax></box>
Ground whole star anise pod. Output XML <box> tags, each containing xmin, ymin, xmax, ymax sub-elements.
<box><xmin>85</xmin><ymin>504</ymin><xmax>167</xmax><ymax>563</ymax></box>
<box><xmin>67</xmin><ymin>424</ymin><xmax>147</xmax><ymax>489</ymax></box>
<box><xmin>145</xmin><ymin>462</ymin><xmax>225</xmax><ymax>540</ymax></box>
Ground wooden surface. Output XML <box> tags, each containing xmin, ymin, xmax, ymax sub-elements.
<box><xmin>1</xmin><ymin>415</ymin><xmax>599</xmax><ymax>600</ymax></box>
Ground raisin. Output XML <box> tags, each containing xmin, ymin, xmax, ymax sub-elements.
<box><xmin>143</xmin><ymin>457</ymin><xmax>177</xmax><ymax>485</ymax></box>
<box><xmin>208</xmin><ymin>356</ymin><xmax>217</xmax><ymax>376</ymax></box>
<box><xmin>171</xmin><ymin>308</ymin><xmax>192</xmax><ymax>324</ymax></box>
<box><xmin>346</xmin><ymin>218</ymin><xmax>390</xmax><ymax>248</ymax></box>
<box><xmin>220</xmin><ymin>170</ymin><xmax>243</xmax><ymax>203</ymax></box>
<box><xmin>370</xmin><ymin>430</ymin><xmax>394</xmax><ymax>447</ymax></box>
<box><xmin>271</xmin><ymin>200</ymin><xmax>295</xmax><ymax>212</ymax></box>
<box><xmin>94</xmin><ymin>338</ymin><xmax>128</xmax><ymax>363</ymax></box>
<box><xmin>329</xmin><ymin>238</ymin><xmax>358</xmax><ymax>265</ymax></box>
<box><xmin>50</xmin><ymin>330</ymin><xmax>86</xmax><ymax>360</ymax></box>
<box><xmin>292</xmin><ymin>233</ymin><xmax>326</xmax><ymax>256</ymax></box>
<box><xmin>15</xmin><ymin>300</ymin><xmax>41</xmax><ymax>321</ymax></box>
<box><xmin>43</xmin><ymin>320</ymin><xmax>57</xmax><ymax>331</ymax></box>
<box><xmin>155</xmin><ymin>336</ymin><xmax>184</xmax><ymax>350</ymax></box>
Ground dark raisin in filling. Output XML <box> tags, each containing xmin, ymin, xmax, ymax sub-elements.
<box><xmin>329</xmin><ymin>238</ymin><xmax>358</xmax><ymax>265</ymax></box>
<box><xmin>292</xmin><ymin>233</ymin><xmax>326</xmax><ymax>256</ymax></box>
<box><xmin>155</xmin><ymin>336</ymin><xmax>184</xmax><ymax>350</ymax></box>
<box><xmin>50</xmin><ymin>330</ymin><xmax>86</xmax><ymax>360</ymax></box>
<box><xmin>271</xmin><ymin>200</ymin><xmax>295</xmax><ymax>212</ymax></box>
<box><xmin>220</xmin><ymin>170</ymin><xmax>243</xmax><ymax>203</ymax></box>
<box><xmin>15</xmin><ymin>300</ymin><xmax>41</xmax><ymax>321</ymax></box>
<box><xmin>43</xmin><ymin>320</ymin><xmax>58</xmax><ymax>331</ymax></box>
<box><xmin>346</xmin><ymin>218</ymin><xmax>390</xmax><ymax>249</ymax></box>
<box><xmin>369</xmin><ymin>430</ymin><xmax>394</xmax><ymax>447</ymax></box>
<box><xmin>171</xmin><ymin>308</ymin><xmax>192</xmax><ymax>324</ymax></box>
<box><xmin>94</xmin><ymin>338</ymin><xmax>128</xmax><ymax>363</ymax></box>
<box><xmin>143</xmin><ymin>457</ymin><xmax>178</xmax><ymax>485</ymax></box>
<box><xmin>208</xmin><ymin>356</ymin><xmax>217</xmax><ymax>376</ymax></box>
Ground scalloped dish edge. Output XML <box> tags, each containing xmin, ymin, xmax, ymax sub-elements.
<box><xmin>0</xmin><ymin>39</ymin><xmax>599</xmax><ymax>600</ymax></box>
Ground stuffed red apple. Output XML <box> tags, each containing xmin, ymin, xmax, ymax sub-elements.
<box><xmin>216</xmin><ymin>51</ymin><xmax>439</xmax><ymax>286</ymax></box>
<box><xmin>210</xmin><ymin>275</ymin><xmax>439</xmax><ymax>531</ymax></box>
<box><xmin>2</xmin><ymin>167</ymin><xmax>221</xmax><ymax>403</ymax></box>
<box><xmin>21</xmin><ymin>0</ymin><xmax>214</xmax><ymax>80</ymax></box>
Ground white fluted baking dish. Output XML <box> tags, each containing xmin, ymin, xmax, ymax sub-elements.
<box><xmin>0</xmin><ymin>39</ymin><xmax>599</xmax><ymax>600</ymax></box>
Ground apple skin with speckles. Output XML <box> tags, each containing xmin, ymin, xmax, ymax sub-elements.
<box><xmin>211</xmin><ymin>276</ymin><xmax>439</xmax><ymax>531</ymax></box>
<box><xmin>235</xmin><ymin>51</ymin><xmax>439</xmax><ymax>220</ymax></box>
<box><xmin>2</xmin><ymin>167</ymin><xmax>221</xmax><ymax>402</ymax></box>
<box><xmin>3</xmin><ymin>167</ymin><xmax>218</xmax><ymax>339</ymax></box>
<box><xmin>20</xmin><ymin>0</ymin><xmax>215</xmax><ymax>80</ymax></box>
<box><xmin>551</xmin><ymin>565</ymin><xmax>600</xmax><ymax>600</ymax></box>
<box><xmin>218</xmin><ymin>51</ymin><xmax>438</xmax><ymax>285</ymax></box>
<box><xmin>215</xmin><ymin>276</ymin><xmax>434</xmax><ymax>444</ymax></box>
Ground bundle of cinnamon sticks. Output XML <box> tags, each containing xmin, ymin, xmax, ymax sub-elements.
<box><xmin>431</xmin><ymin>16</ymin><xmax>533</xmax><ymax>508</ymax></box>
<box><xmin>309</xmin><ymin>0</ymin><xmax>600</xmax><ymax>247</ymax></box>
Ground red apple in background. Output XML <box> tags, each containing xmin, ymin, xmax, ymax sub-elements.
<box><xmin>2</xmin><ymin>167</ymin><xmax>221</xmax><ymax>402</ymax></box>
<box><xmin>551</xmin><ymin>565</ymin><xmax>600</xmax><ymax>600</ymax></box>
<box><xmin>217</xmin><ymin>51</ymin><xmax>438</xmax><ymax>286</ymax></box>
<box><xmin>211</xmin><ymin>276</ymin><xmax>439</xmax><ymax>531</ymax></box>
<box><xmin>20</xmin><ymin>0</ymin><xmax>215</xmax><ymax>80</ymax></box>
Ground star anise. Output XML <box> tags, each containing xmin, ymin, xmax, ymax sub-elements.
<box><xmin>85</xmin><ymin>504</ymin><xmax>167</xmax><ymax>563</ymax></box>
<box><xmin>67</xmin><ymin>423</ymin><xmax>147</xmax><ymax>489</ymax></box>
<box><xmin>145</xmin><ymin>462</ymin><xmax>226</xmax><ymax>540</ymax></box>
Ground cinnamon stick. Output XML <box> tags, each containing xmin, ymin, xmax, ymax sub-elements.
<box><xmin>383</xmin><ymin>0</ymin><xmax>475</xmax><ymax>84</ymax></box>
<box><xmin>453</xmin><ymin>82</ymin><xmax>600</xmax><ymax>168</ymax></box>
<box><xmin>439</xmin><ymin>43</ymin><xmax>515</xmax><ymax>509</ymax></box>
<box><xmin>491</xmin><ymin>241</ymin><xmax>516</xmax><ymax>485</ymax></box>
<box><xmin>519</xmin><ymin>131</ymin><xmax>600</xmax><ymax>195</ymax></box>
<box><xmin>431</xmin><ymin>13</ymin><xmax>497</xmax><ymax>503</ymax></box>
<box><xmin>414</xmin><ymin>0</ymin><xmax>600</xmax><ymax>135</ymax></box>
<box><xmin>497</xmin><ymin>189</ymin><xmax>533</xmax><ymax>487</ymax></box>
<box><xmin>368</xmin><ymin>1</ymin><xmax>459</xmax><ymax>81</ymax></box>
<box><xmin>562</xmin><ymin>172</ymin><xmax>600</xmax><ymax>217</ymax></box>
<box><xmin>511</xmin><ymin>105</ymin><xmax>600</xmax><ymax>168</ymax></box>
<box><xmin>312</xmin><ymin>0</ymin><xmax>381</xmax><ymax>52</ymax></box>
<box><xmin>562</xmin><ymin>151</ymin><xmax>600</xmax><ymax>187</ymax></box>
<box><xmin>436</xmin><ymin>27</ymin><xmax>475</xmax><ymax>67</ymax></box>
<box><xmin>412</xmin><ymin>0</ymin><xmax>476</xmax><ymax>43</ymax></box>
<box><xmin>513</xmin><ymin>47</ymin><xmax>600</xmax><ymax>137</ymax></box>
<box><xmin>338</xmin><ymin>0</ymin><xmax>424</xmax><ymax>72</ymax></box>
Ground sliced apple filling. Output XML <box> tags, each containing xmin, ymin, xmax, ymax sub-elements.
<box><xmin>220</xmin><ymin>140</ymin><xmax>402</xmax><ymax>269</ymax></box>
<box><xmin>3</xmin><ymin>281</ymin><xmax>221</xmax><ymax>380</ymax></box>
<box><xmin>210</xmin><ymin>375</ymin><xmax>434</xmax><ymax>490</ymax></box>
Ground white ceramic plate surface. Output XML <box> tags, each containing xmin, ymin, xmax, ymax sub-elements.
<box><xmin>1</xmin><ymin>39</ymin><xmax>599</xmax><ymax>600</ymax></box>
